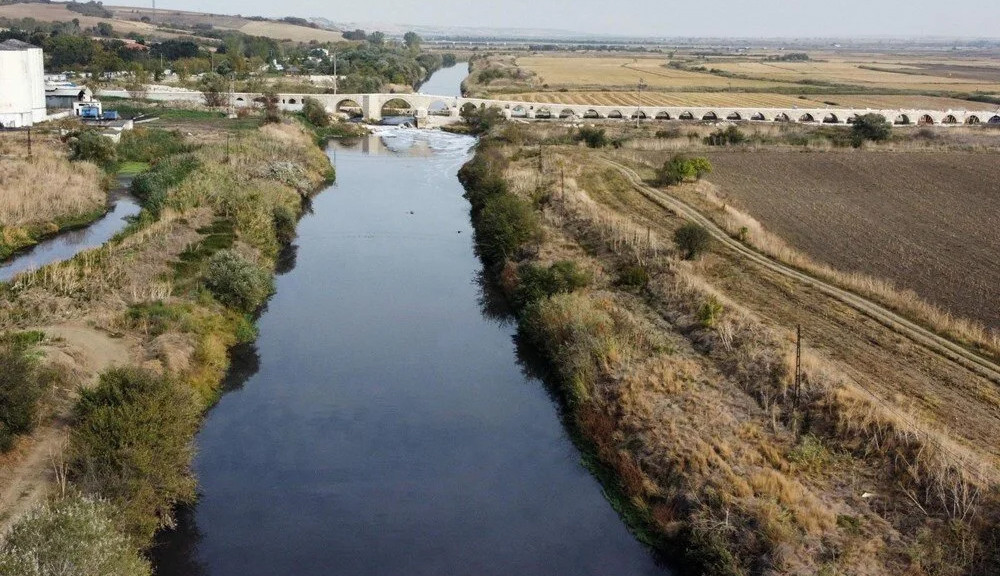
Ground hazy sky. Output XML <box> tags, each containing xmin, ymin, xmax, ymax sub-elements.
<box><xmin>114</xmin><ymin>0</ymin><xmax>1000</xmax><ymax>38</ymax></box>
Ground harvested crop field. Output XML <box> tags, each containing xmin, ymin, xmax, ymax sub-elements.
<box><xmin>701</xmin><ymin>150</ymin><xmax>1000</xmax><ymax>329</ymax></box>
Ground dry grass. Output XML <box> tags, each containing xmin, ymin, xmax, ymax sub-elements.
<box><xmin>0</xmin><ymin>138</ymin><xmax>105</xmax><ymax>230</ymax></box>
<box><xmin>487</xmin><ymin>133</ymin><xmax>1000</xmax><ymax>574</ymax></box>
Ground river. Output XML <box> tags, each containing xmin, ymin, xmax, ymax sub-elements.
<box><xmin>151</xmin><ymin>67</ymin><xmax>670</xmax><ymax>576</ymax></box>
<box><xmin>0</xmin><ymin>181</ymin><xmax>140</xmax><ymax>283</ymax></box>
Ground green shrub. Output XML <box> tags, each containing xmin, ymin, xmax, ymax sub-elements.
<box><xmin>475</xmin><ymin>194</ymin><xmax>540</xmax><ymax>263</ymax></box>
<box><xmin>655</xmin><ymin>127</ymin><xmax>682</xmax><ymax>139</ymax></box>
<box><xmin>0</xmin><ymin>339</ymin><xmax>49</xmax><ymax>453</ymax></box>
<box><xmin>0</xmin><ymin>494</ymin><xmax>150</xmax><ymax>576</ymax></box>
<box><xmin>851</xmin><ymin>113</ymin><xmax>891</xmax><ymax>147</ymax></box>
<box><xmin>697</xmin><ymin>296</ymin><xmax>724</xmax><ymax>328</ymax></box>
<box><xmin>273</xmin><ymin>204</ymin><xmax>298</xmax><ymax>244</ymax></box>
<box><xmin>458</xmin><ymin>144</ymin><xmax>509</xmax><ymax>211</ymax></box>
<box><xmin>117</xmin><ymin>128</ymin><xmax>192</xmax><ymax>163</ymax></box>
<box><xmin>70</xmin><ymin>367</ymin><xmax>199</xmax><ymax>544</ymax></box>
<box><xmin>301</xmin><ymin>96</ymin><xmax>330</xmax><ymax>127</ymax></box>
<box><xmin>704</xmin><ymin>126</ymin><xmax>746</xmax><ymax>146</ymax></box>
<box><xmin>130</xmin><ymin>154</ymin><xmax>200</xmax><ymax>216</ymax></box>
<box><xmin>515</xmin><ymin>260</ymin><xmax>591</xmax><ymax>308</ymax></box>
<box><xmin>656</xmin><ymin>155</ymin><xmax>713</xmax><ymax>186</ymax></box>
<box><xmin>68</xmin><ymin>130</ymin><xmax>117</xmax><ymax>170</ymax></box>
<box><xmin>204</xmin><ymin>250</ymin><xmax>274</xmax><ymax>313</ymax></box>
<box><xmin>616</xmin><ymin>265</ymin><xmax>650</xmax><ymax>290</ymax></box>
<box><xmin>576</xmin><ymin>126</ymin><xmax>609</xmax><ymax>148</ymax></box>
<box><xmin>674</xmin><ymin>222</ymin><xmax>712</xmax><ymax>260</ymax></box>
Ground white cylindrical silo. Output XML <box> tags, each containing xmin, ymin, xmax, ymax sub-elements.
<box><xmin>27</xmin><ymin>44</ymin><xmax>46</xmax><ymax>122</ymax></box>
<box><xmin>0</xmin><ymin>47</ymin><xmax>32</xmax><ymax>127</ymax></box>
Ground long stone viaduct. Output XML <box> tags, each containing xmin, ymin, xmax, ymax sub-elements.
<box><xmin>100</xmin><ymin>89</ymin><xmax>1000</xmax><ymax>126</ymax></box>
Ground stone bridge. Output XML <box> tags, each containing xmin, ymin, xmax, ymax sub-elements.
<box><xmin>101</xmin><ymin>89</ymin><xmax>1000</xmax><ymax>126</ymax></box>
<box><xmin>259</xmin><ymin>92</ymin><xmax>1000</xmax><ymax>126</ymax></box>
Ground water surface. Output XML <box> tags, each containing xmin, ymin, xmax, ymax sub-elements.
<box><xmin>151</xmin><ymin>128</ymin><xmax>669</xmax><ymax>575</ymax></box>
<box><xmin>0</xmin><ymin>181</ymin><xmax>140</xmax><ymax>283</ymax></box>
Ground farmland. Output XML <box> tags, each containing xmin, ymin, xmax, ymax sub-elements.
<box><xmin>698</xmin><ymin>150</ymin><xmax>1000</xmax><ymax>330</ymax></box>
<box><xmin>465</xmin><ymin>121</ymin><xmax>1000</xmax><ymax>574</ymax></box>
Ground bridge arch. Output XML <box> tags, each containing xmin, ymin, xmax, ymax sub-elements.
<box><xmin>989</xmin><ymin>115</ymin><xmax>1000</xmax><ymax>124</ymax></box>
<box><xmin>533</xmin><ymin>107</ymin><xmax>552</xmax><ymax>118</ymax></box>
<box><xmin>584</xmin><ymin>109</ymin><xmax>600</xmax><ymax>119</ymax></box>
<box><xmin>966</xmin><ymin>115</ymin><xmax>981</xmax><ymax>125</ymax></box>
<box><xmin>511</xmin><ymin>104</ymin><xmax>529</xmax><ymax>118</ymax></box>
<box><xmin>917</xmin><ymin>114</ymin><xmax>934</xmax><ymax>125</ymax></box>
<box><xmin>336</xmin><ymin>98</ymin><xmax>363</xmax><ymax>118</ymax></box>
<box><xmin>894</xmin><ymin>114</ymin><xmax>911</xmax><ymax>125</ymax></box>
<box><xmin>726</xmin><ymin>112</ymin><xmax>742</xmax><ymax>121</ymax></box>
<box><xmin>655</xmin><ymin>111</ymin><xmax>672</xmax><ymax>120</ymax></box>
<box><xmin>559</xmin><ymin>108</ymin><xmax>576</xmax><ymax>119</ymax></box>
<box><xmin>798</xmin><ymin>113</ymin><xmax>816</xmax><ymax>123</ymax></box>
<box><xmin>381</xmin><ymin>97</ymin><xmax>414</xmax><ymax>118</ymax></box>
<box><xmin>942</xmin><ymin>114</ymin><xmax>958</xmax><ymax>124</ymax></box>
<box><xmin>751</xmin><ymin>112</ymin><xmax>766</xmax><ymax>121</ymax></box>
<box><xmin>774</xmin><ymin>113</ymin><xmax>790</xmax><ymax>122</ymax></box>
<box><xmin>822</xmin><ymin>113</ymin><xmax>840</xmax><ymax>124</ymax></box>
<box><xmin>427</xmin><ymin>100</ymin><xmax>450</xmax><ymax>115</ymax></box>
<box><xmin>607</xmin><ymin>110</ymin><xmax>624</xmax><ymax>119</ymax></box>
<box><xmin>702</xmin><ymin>111</ymin><xmax>718</xmax><ymax>121</ymax></box>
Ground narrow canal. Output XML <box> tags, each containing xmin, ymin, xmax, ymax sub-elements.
<box><xmin>0</xmin><ymin>181</ymin><xmax>140</xmax><ymax>283</ymax></box>
<box><xmin>152</xmin><ymin>67</ymin><xmax>670</xmax><ymax>576</ymax></box>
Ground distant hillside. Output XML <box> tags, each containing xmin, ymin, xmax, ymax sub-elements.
<box><xmin>0</xmin><ymin>2</ymin><xmax>344</xmax><ymax>43</ymax></box>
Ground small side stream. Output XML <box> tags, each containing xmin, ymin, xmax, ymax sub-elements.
<box><xmin>0</xmin><ymin>178</ymin><xmax>141</xmax><ymax>283</ymax></box>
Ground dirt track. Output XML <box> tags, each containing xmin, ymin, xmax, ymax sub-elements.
<box><xmin>596</xmin><ymin>157</ymin><xmax>1000</xmax><ymax>466</ymax></box>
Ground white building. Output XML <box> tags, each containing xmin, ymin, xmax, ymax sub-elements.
<box><xmin>0</xmin><ymin>39</ymin><xmax>46</xmax><ymax>128</ymax></box>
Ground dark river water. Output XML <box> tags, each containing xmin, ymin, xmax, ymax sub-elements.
<box><xmin>0</xmin><ymin>181</ymin><xmax>140</xmax><ymax>283</ymax></box>
<box><xmin>151</xmin><ymin>67</ymin><xmax>670</xmax><ymax>576</ymax></box>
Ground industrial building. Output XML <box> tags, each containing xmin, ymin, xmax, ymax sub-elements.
<box><xmin>0</xmin><ymin>39</ymin><xmax>46</xmax><ymax>128</ymax></box>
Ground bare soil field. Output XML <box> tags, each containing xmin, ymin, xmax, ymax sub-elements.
<box><xmin>700</xmin><ymin>150</ymin><xmax>1000</xmax><ymax>329</ymax></box>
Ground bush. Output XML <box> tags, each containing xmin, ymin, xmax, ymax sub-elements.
<box><xmin>301</xmin><ymin>96</ymin><xmax>330</xmax><ymax>127</ymax></box>
<box><xmin>697</xmin><ymin>295</ymin><xmax>724</xmax><ymax>328</ymax></box>
<box><xmin>657</xmin><ymin>155</ymin><xmax>713</xmax><ymax>186</ymax></box>
<box><xmin>616</xmin><ymin>265</ymin><xmax>650</xmax><ymax>289</ymax></box>
<box><xmin>204</xmin><ymin>250</ymin><xmax>274</xmax><ymax>313</ymax></box>
<box><xmin>704</xmin><ymin>126</ymin><xmax>746</xmax><ymax>146</ymax></box>
<box><xmin>130</xmin><ymin>154</ymin><xmax>200</xmax><ymax>216</ymax></box>
<box><xmin>674</xmin><ymin>222</ymin><xmax>712</xmax><ymax>260</ymax></box>
<box><xmin>852</xmin><ymin>113</ymin><xmax>891</xmax><ymax>147</ymax></box>
<box><xmin>0</xmin><ymin>339</ymin><xmax>50</xmax><ymax>453</ymax></box>
<box><xmin>576</xmin><ymin>126</ymin><xmax>609</xmax><ymax>148</ymax></box>
<box><xmin>475</xmin><ymin>194</ymin><xmax>540</xmax><ymax>263</ymax></box>
<box><xmin>458</xmin><ymin>144</ymin><xmax>509</xmax><ymax>211</ymax></box>
<box><xmin>273</xmin><ymin>204</ymin><xmax>298</xmax><ymax>244</ymax></box>
<box><xmin>68</xmin><ymin>130</ymin><xmax>117</xmax><ymax>170</ymax></box>
<box><xmin>70</xmin><ymin>367</ymin><xmax>199</xmax><ymax>544</ymax></box>
<box><xmin>655</xmin><ymin>127</ymin><xmax>682</xmax><ymax>139</ymax></box>
<box><xmin>117</xmin><ymin>128</ymin><xmax>191</xmax><ymax>163</ymax></box>
<box><xmin>460</xmin><ymin>104</ymin><xmax>505</xmax><ymax>135</ymax></box>
<box><xmin>515</xmin><ymin>260</ymin><xmax>591</xmax><ymax>309</ymax></box>
<box><xmin>0</xmin><ymin>494</ymin><xmax>150</xmax><ymax>576</ymax></box>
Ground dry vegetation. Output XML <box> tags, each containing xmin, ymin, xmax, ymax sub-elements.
<box><xmin>0</xmin><ymin>120</ymin><xmax>331</xmax><ymax>556</ymax></box>
<box><xmin>0</xmin><ymin>132</ymin><xmax>106</xmax><ymax>258</ymax></box>
<box><xmin>466</xmin><ymin>122</ymin><xmax>1000</xmax><ymax>575</ymax></box>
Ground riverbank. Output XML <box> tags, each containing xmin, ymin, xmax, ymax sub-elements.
<box><xmin>0</xmin><ymin>119</ymin><xmax>333</xmax><ymax>572</ymax></box>
<box><xmin>0</xmin><ymin>134</ymin><xmax>109</xmax><ymax>261</ymax></box>
<box><xmin>460</xmin><ymin>123</ymin><xmax>1000</xmax><ymax>575</ymax></box>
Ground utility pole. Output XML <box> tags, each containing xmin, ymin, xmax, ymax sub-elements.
<box><xmin>333</xmin><ymin>51</ymin><xmax>338</xmax><ymax>95</ymax></box>
<box><xmin>636</xmin><ymin>77</ymin><xmax>646</xmax><ymax>129</ymax></box>
<box><xmin>26</xmin><ymin>128</ymin><xmax>31</xmax><ymax>158</ymax></box>
<box><xmin>794</xmin><ymin>324</ymin><xmax>802</xmax><ymax>410</ymax></box>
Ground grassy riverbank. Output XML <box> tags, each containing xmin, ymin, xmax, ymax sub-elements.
<box><xmin>460</xmin><ymin>123</ymin><xmax>1000</xmax><ymax>575</ymax></box>
<box><xmin>0</xmin><ymin>134</ymin><xmax>109</xmax><ymax>261</ymax></box>
<box><xmin>0</xmin><ymin>118</ymin><xmax>332</xmax><ymax>573</ymax></box>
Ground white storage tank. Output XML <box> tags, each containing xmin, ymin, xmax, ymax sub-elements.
<box><xmin>0</xmin><ymin>39</ymin><xmax>46</xmax><ymax>127</ymax></box>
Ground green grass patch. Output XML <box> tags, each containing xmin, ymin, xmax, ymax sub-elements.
<box><xmin>118</xmin><ymin>161</ymin><xmax>151</xmax><ymax>176</ymax></box>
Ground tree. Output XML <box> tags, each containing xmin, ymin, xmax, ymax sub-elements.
<box><xmin>0</xmin><ymin>339</ymin><xmax>49</xmax><ymax>453</ymax></box>
<box><xmin>301</xmin><ymin>96</ymin><xmax>329</xmax><ymax>127</ymax></box>
<box><xmin>403</xmin><ymin>31</ymin><xmax>421</xmax><ymax>51</ymax></box>
<box><xmin>199</xmin><ymin>72</ymin><xmax>227</xmax><ymax>108</ymax></box>
<box><xmin>673</xmin><ymin>222</ymin><xmax>712</xmax><ymax>260</ymax></box>
<box><xmin>368</xmin><ymin>31</ymin><xmax>386</xmax><ymax>47</ymax></box>
<box><xmin>125</xmin><ymin>66</ymin><xmax>149</xmax><ymax>101</ymax></box>
<box><xmin>95</xmin><ymin>21</ymin><xmax>113</xmax><ymax>37</ymax></box>
<box><xmin>852</xmin><ymin>113</ymin><xmax>891</xmax><ymax>147</ymax></box>
<box><xmin>656</xmin><ymin>155</ymin><xmax>712</xmax><ymax>186</ymax></box>
<box><xmin>68</xmin><ymin>130</ymin><xmax>117</xmax><ymax>170</ymax></box>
